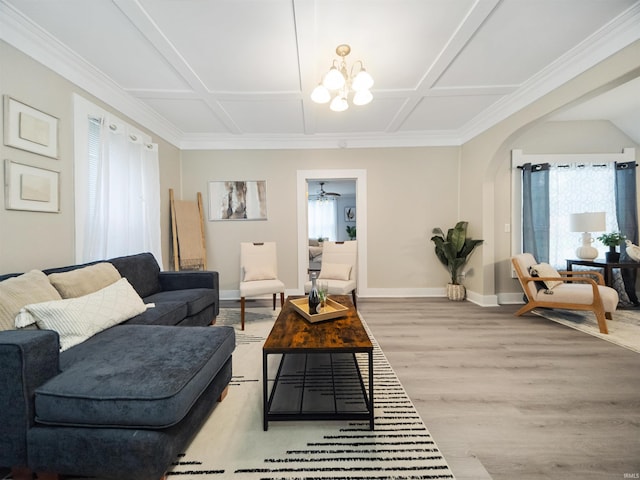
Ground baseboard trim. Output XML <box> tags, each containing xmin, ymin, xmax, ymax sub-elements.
<box><xmin>221</xmin><ymin>288</ymin><xmax>501</xmax><ymax>307</ymax></box>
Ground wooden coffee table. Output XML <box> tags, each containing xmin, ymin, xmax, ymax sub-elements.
<box><xmin>262</xmin><ymin>295</ymin><xmax>374</xmax><ymax>430</ymax></box>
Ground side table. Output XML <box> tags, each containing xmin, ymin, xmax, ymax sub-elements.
<box><xmin>565</xmin><ymin>258</ymin><xmax>640</xmax><ymax>304</ymax></box>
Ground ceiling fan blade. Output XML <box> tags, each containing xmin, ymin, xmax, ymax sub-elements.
<box><xmin>318</xmin><ymin>181</ymin><xmax>341</xmax><ymax>197</ymax></box>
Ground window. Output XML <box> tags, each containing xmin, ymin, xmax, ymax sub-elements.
<box><xmin>512</xmin><ymin>148</ymin><xmax>637</xmax><ymax>269</ymax></box>
<box><xmin>74</xmin><ymin>95</ymin><xmax>163</xmax><ymax>268</ymax></box>
<box><xmin>308</xmin><ymin>199</ymin><xmax>337</xmax><ymax>241</ymax></box>
<box><xmin>548</xmin><ymin>163</ymin><xmax>617</xmax><ymax>267</ymax></box>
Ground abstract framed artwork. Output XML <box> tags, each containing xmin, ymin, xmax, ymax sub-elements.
<box><xmin>4</xmin><ymin>160</ymin><xmax>60</xmax><ymax>213</ymax></box>
<box><xmin>3</xmin><ymin>96</ymin><xmax>59</xmax><ymax>159</ymax></box>
<box><xmin>208</xmin><ymin>180</ymin><xmax>267</xmax><ymax>221</ymax></box>
<box><xmin>345</xmin><ymin>206</ymin><xmax>356</xmax><ymax>222</ymax></box>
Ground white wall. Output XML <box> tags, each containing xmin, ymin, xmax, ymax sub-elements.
<box><xmin>180</xmin><ymin>147</ymin><xmax>461</xmax><ymax>297</ymax></box>
<box><xmin>0</xmin><ymin>41</ymin><xmax>181</xmax><ymax>273</ymax></box>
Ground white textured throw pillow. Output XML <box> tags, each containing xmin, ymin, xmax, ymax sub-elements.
<box><xmin>318</xmin><ymin>263</ymin><xmax>352</xmax><ymax>281</ymax></box>
<box><xmin>15</xmin><ymin>278</ymin><xmax>147</xmax><ymax>351</ymax></box>
<box><xmin>530</xmin><ymin>263</ymin><xmax>563</xmax><ymax>289</ymax></box>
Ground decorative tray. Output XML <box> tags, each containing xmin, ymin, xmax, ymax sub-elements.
<box><xmin>290</xmin><ymin>297</ymin><xmax>349</xmax><ymax>323</ymax></box>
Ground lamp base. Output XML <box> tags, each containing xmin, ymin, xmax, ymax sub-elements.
<box><xmin>575</xmin><ymin>245</ymin><xmax>599</xmax><ymax>260</ymax></box>
<box><xmin>575</xmin><ymin>232</ymin><xmax>599</xmax><ymax>260</ymax></box>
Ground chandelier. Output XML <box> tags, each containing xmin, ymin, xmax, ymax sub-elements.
<box><xmin>310</xmin><ymin>44</ymin><xmax>374</xmax><ymax>112</ymax></box>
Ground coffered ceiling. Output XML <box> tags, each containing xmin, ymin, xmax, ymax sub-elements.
<box><xmin>1</xmin><ymin>0</ymin><xmax>639</xmax><ymax>149</ymax></box>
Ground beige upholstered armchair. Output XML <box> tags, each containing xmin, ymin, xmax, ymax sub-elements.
<box><xmin>239</xmin><ymin>242</ymin><xmax>285</xmax><ymax>330</ymax></box>
<box><xmin>511</xmin><ymin>253</ymin><xmax>618</xmax><ymax>334</ymax></box>
<box><xmin>305</xmin><ymin>241</ymin><xmax>357</xmax><ymax>307</ymax></box>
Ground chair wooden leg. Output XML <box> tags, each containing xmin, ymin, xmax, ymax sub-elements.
<box><xmin>272</xmin><ymin>293</ymin><xmax>276</xmax><ymax>310</ymax></box>
<box><xmin>594</xmin><ymin>309</ymin><xmax>609</xmax><ymax>334</ymax></box>
<box><xmin>217</xmin><ymin>385</ymin><xmax>229</xmax><ymax>402</ymax></box>
<box><xmin>240</xmin><ymin>297</ymin><xmax>245</xmax><ymax>330</ymax></box>
<box><xmin>514</xmin><ymin>302</ymin><xmax>536</xmax><ymax>317</ymax></box>
<box><xmin>280</xmin><ymin>292</ymin><xmax>285</xmax><ymax>307</ymax></box>
<box><xmin>351</xmin><ymin>290</ymin><xmax>357</xmax><ymax>309</ymax></box>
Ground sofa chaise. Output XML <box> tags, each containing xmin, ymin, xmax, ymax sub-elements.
<box><xmin>0</xmin><ymin>252</ymin><xmax>235</xmax><ymax>480</ymax></box>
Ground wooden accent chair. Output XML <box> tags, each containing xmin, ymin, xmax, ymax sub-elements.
<box><xmin>239</xmin><ymin>242</ymin><xmax>285</xmax><ymax>330</ymax></box>
<box><xmin>511</xmin><ymin>253</ymin><xmax>619</xmax><ymax>334</ymax></box>
<box><xmin>305</xmin><ymin>241</ymin><xmax>358</xmax><ymax>308</ymax></box>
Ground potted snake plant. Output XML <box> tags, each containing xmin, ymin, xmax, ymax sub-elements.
<box><xmin>431</xmin><ymin>221</ymin><xmax>484</xmax><ymax>300</ymax></box>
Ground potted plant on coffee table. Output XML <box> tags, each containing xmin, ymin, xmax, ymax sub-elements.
<box><xmin>431</xmin><ymin>221</ymin><xmax>484</xmax><ymax>301</ymax></box>
<box><xmin>597</xmin><ymin>231</ymin><xmax>626</xmax><ymax>263</ymax></box>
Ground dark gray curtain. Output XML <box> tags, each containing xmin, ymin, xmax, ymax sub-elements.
<box><xmin>615</xmin><ymin>161</ymin><xmax>639</xmax><ymax>305</ymax></box>
<box><xmin>522</xmin><ymin>163</ymin><xmax>550</xmax><ymax>263</ymax></box>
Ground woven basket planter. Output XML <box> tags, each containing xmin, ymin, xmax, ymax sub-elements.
<box><xmin>446</xmin><ymin>283</ymin><xmax>466</xmax><ymax>301</ymax></box>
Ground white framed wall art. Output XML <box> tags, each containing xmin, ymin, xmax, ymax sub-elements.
<box><xmin>4</xmin><ymin>160</ymin><xmax>60</xmax><ymax>213</ymax></box>
<box><xmin>3</xmin><ymin>96</ymin><xmax>59</xmax><ymax>159</ymax></box>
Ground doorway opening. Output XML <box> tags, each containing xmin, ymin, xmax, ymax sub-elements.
<box><xmin>296</xmin><ymin>169</ymin><xmax>367</xmax><ymax>294</ymax></box>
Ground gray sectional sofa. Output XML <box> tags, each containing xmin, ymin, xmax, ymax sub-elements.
<box><xmin>0</xmin><ymin>252</ymin><xmax>235</xmax><ymax>480</ymax></box>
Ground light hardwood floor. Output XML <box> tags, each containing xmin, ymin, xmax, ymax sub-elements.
<box><xmin>358</xmin><ymin>298</ymin><xmax>640</xmax><ymax>480</ymax></box>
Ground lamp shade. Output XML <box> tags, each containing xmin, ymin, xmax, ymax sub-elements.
<box><xmin>569</xmin><ymin>212</ymin><xmax>606</xmax><ymax>232</ymax></box>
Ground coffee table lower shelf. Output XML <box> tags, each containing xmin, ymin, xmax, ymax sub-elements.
<box><xmin>262</xmin><ymin>351</ymin><xmax>373</xmax><ymax>431</ymax></box>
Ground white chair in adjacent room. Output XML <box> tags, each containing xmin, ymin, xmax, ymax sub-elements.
<box><xmin>239</xmin><ymin>242</ymin><xmax>285</xmax><ymax>330</ymax></box>
<box><xmin>305</xmin><ymin>241</ymin><xmax>358</xmax><ymax>308</ymax></box>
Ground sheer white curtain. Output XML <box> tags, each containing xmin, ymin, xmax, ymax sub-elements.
<box><xmin>308</xmin><ymin>199</ymin><xmax>337</xmax><ymax>240</ymax></box>
<box><xmin>548</xmin><ymin>163</ymin><xmax>617</xmax><ymax>267</ymax></box>
<box><xmin>81</xmin><ymin>116</ymin><xmax>162</xmax><ymax>267</ymax></box>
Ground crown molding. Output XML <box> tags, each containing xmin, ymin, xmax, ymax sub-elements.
<box><xmin>179</xmin><ymin>131</ymin><xmax>462</xmax><ymax>150</ymax></box>
<box><xmin>2</xmin><ymin>0</ymin><xmax>638</xmax><ymax>151</ymax></box>
<box><xmin>459</xmin><ymin>2</ymin><xmax>640</xmax><ymax>144</ymax></box>
<box><xmin>0</xmin><ymin>1</ymin><xmax>183</xmax><ymax>147</ymax></box>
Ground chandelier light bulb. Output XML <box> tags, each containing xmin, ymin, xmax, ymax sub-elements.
<box><xmin>330</xmin><ymin>95</ymin><xmax>349</xmax><ymax>112</ymax></box>
<box><xmin>352</xmin><ymin>89</ymin><xmax>373</xmax><ymax>106</ymax></box>
<box><xmin>323</xmin><ymin>67</ymin><xmax>345</xmax><ymax>90</ymax></box>
<box><xmin>311</xmin><ymin>84</ymin><xmax>331</xmax><ymax>104</ymax></box>
<box><xmin>352</xmin><ymin>69</ymin><xmax>374</xmax><ymax>91</ymax></box>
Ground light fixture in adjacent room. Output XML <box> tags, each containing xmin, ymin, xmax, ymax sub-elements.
<box><xmin>569</xmin><ymin>212</ymin><xmax>606</xmax><ymax>260</ymax></box>
<box><xmin>311</xmin><ymin>44</ymin><xmax>374</xmax><ymax>112</ymax></box>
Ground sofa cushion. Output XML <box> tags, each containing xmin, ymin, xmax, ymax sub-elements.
<box><xmin>109</xmin><ymin>252</ymin><xmax>162</xmax><ymax>298</ymax></box>
<box><xmin>123</xmin><ymin>301</ymin><xmax>188</xmax><ymax>326</ymax></box>
<box><xmin>0</xmin><ymin>270</ymin><xmax>62</xmax><ymax>331</ymax></box>
<box><xmin>16</xmin><ymin>279</ymin><xmax>147</xmax><ymax>351</ymax></box>
<box><xmin>37</xmin><ymin>324</ymin><xmax>236</xmax><ymax>428</ymax></box>
<box><xmin>48</xmin><ymin>262</ymin><xmax>121</xmax><ymax>299</ymax></box>
<box><xmin>144</xmin><ymin>288</ymin><xmax>216</xmax><ymax>317</ymax></box>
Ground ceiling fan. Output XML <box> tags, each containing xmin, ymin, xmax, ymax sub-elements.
<box><xmin>317</xmin><ymin>182</ymin><xmax>341</xmax><ymax>199</ymax></box>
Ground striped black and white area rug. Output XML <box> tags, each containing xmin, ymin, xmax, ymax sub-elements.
<box><xmin>167</xmin><ymin>307</ymin><xmax>455</xmax><ymax>480</ymax></box>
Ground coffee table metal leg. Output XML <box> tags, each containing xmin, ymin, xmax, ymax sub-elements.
<box><xmin>263</xmin><ymin>351</ymin><xmax>268</xmax><ymax>431</ymax></box>
<box><xmin>368</xmin><ymin>350</ymin><xmax>374</xmax><ymax>430</ymax></box>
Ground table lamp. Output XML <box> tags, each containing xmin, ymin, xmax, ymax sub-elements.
<box><xmin>569</xmin><ymin>212</ymin><xmax>606</xmax><ymax>260</ymax></box>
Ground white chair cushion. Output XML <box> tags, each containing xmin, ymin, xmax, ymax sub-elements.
<box><xmin>533</xmin><ymin>283</ymin><xmax>619</xmax><ymax>313</ymax></box>
<box><xmin>240</xmin><ymin>279</ymin><xmax>285</xmax><ymax>297</ymax></box>
<box><xmin>304</xmin><ymin>279</ymin><xmax>356</xmax><ymax>295</ymax></box>
<box><xmin>243</xmin><ymin>263</ymin><xmax>277</xmax><ymax>281</ymax></box>
<box><xmin>319</xmin><ymin>263</ymin><xmax>352</xmax><ymax>281</ymax></box>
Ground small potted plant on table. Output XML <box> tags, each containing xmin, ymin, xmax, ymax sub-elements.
<box><xmin>597</xmin><ymin>231</ymin><xmax>626</xmax><ymax>263</ymax></box>
<box><xmin>431</xmin><ymin>221</ymin><xmax>484</xmax><ymax>301</ymax></box>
